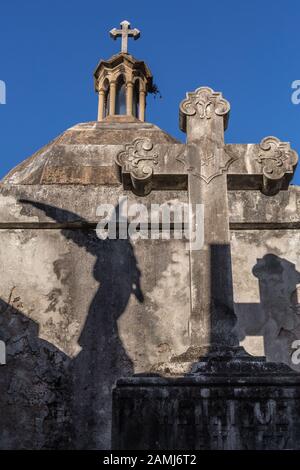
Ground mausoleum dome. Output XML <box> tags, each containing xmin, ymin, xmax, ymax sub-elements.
<box><xmin>1</xmin><ymin>120</ymin><xmax>178</xmax><ymax>185</ymax></box>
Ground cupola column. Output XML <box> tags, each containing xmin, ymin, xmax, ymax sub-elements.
<box><xmin>98</xmin><ymin>89</ymin><xmax>105</xmax><ymax>121</ymax></box>
<box><xmin>126</xmin><ymin>81</ymin><xmax>134</xmax><ymax>116</ymax></box>
<box><xmin>139</xmin><ymin>90</ymin><xmax>146</xmax><ymax>122</ymax></box>
<box><xmin>109</xmin><ymin>80</ymin><xmax>117</xmax><ymax>115</ymax></box>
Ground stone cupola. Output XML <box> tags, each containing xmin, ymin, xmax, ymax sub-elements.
<box><xmin>94</xmin><ymin>20</ymin><xmax>153</xmax><ymax>122</ymax></box>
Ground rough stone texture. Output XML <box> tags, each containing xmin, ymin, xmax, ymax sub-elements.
<box><xmin>0</xmin><ymin>226</ymin><xmax>190</xmax><ymax>449</ymax></box>
<box><xmin>0</xmin><ymin>117</ymin><xmax>300</xmax><ymax>449</ymax></box>
<box><xmin>229</xmin><ymin>186</ymin><xmax>300</xmax><ymax>228</ymax></box>
<box><xmin>2</xmin><ymin>122</ymin><xmax>178</xmax><ymax>186</ymax></box>
<box><xmin>111</xmin><ymin>82</ymin><xmax>300</xmax><ymax>451</ymax></box>
<box><xmin>112</xmin><ymin>372</ymin><xmax>300</xmax><ymax>450</ymax></box>
<box><xmin>232</xmin><ymin>230</ymin><xmax>300</xmax><ymax>365</ymax></box>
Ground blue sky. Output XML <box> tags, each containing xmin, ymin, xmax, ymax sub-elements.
<box><xmin>0</xmin><ymin>0</ymin><xmax>299</xmax><ymax>184</ymax></box>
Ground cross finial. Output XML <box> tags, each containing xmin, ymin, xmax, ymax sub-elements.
<box><xmin>109</xmin><ymin>20</ymin><xmax>140</xmax><ymax>54</ymax></box>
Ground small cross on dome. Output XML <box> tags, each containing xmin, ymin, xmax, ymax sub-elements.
<box><xmin>109</xmin><ymin>20</ymin><xmax>140</xmax><ymax>54</ymax></box>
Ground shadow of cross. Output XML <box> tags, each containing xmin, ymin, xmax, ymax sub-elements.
<box><xmin>115</xmin><ymin>86</ymin><xmax>299</xmax><ymax>364</ymax></box>
<box><xmin>236</xmin><ymin>254</ymin><xmax>300</xmax><ymax>369</ymax></box>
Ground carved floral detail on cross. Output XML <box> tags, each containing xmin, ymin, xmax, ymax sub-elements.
<box><xmin>257</xmin><ymin>136</ymin><xmax>298</xmax><ymax>179</ymax></box>
<box><xmin>176</xmin><ymin>143</ymin><xmax>237</xmax><ymax>184</ymax></box>
<box><xmin>115</xmin><ymin>138</ymin><xmax>158</xmax><ymax>195</ymax></box>
<box><xmin>179</xmin><ymin>87</ymin><xmax>230</xmax><ymax>132</ymax></box>
<box><xmin>255</xmin><ymin>136</ymin><xmax>298</xmax><ymax>195</ymax></box>
<box><xmin>200</xmin><ymin>152</ymin><xmax>214</xmax><ymax>167</ymax></box>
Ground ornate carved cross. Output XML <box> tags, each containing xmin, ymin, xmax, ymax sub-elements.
<box><xmin>110</xmin><ymin>20</ymin><xmax>140</xmax><ymax>54</ymax></box>
<box><xmin>115</xmin><ymin>86</ymin><xmax>298</xmax><ymax>362</ymax></box>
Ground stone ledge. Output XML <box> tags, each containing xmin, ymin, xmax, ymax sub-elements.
<box><xmin>112</xmin><ymin>371</ymin><xmax>300</xmax><ymax>450</ymax></box>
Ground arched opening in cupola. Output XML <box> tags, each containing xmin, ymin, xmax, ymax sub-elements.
<box><xmin>115</xmin><ymin>75</ymin><xmax>126</xmax><ymax>115</ymax></box>
<box><xmin>133</xmin><ymin>79</ymin><xmax>140</xmax><ymax>118</ymax></box>
<box><xmin>103</xmin><ymin>79</ymin><xmax>110</xmax><ymax>117</ymax></box>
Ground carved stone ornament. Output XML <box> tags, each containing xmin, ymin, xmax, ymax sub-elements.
<box><xmin>256</xmin><ymin>136</ymin><xmax>298</xmax><ymax>195</ymax></box>
<box><xmin>115</xmin><ymin>138</ymin><xmax>158</xmax><ymax>196</ymax></box>
<box><xmin>179</xmin><ymin>86</ymin><xmax>230</xmax><ymax>132</ymax></box>
<box><xmin>176</xmin><ymin>139</ymin><xmax>237</xmax><ymax>184</ymax></box>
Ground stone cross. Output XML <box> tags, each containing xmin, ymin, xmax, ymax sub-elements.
<box><xmin>115</xmin><ymin>86</ymin><xmax>298</xmax><ymax>362</ymax></box>
<box><xmin>110</xmin><ymin>20</ymin><xmax>140</xmax><ymax>54</ymax></box>
<box><xmin>177</xmin><ymin>88</ymin><xmax>236</xmax><ymax>358</ymax></box>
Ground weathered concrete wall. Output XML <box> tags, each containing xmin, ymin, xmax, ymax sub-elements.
<box><xmin>229</xmin><ymin>187</ymin><xmax>300</xmax><ymax>228</ymax></box>
<box><xmin>112</xmin><ymin>374</ymin><xmax>300</xmax><ymax>450</ymax></box>
<box><xmin>0</xmin><ymin>198</ymin><xmax>190</xmax><ymax>449</ymax></box>
<box><xmin>231</xmin><ymin>230</ymin><xmax>300</xmax><ymax>368</ymax></box>
<box><xmin>228</xmin><ymin>187</ymin><xmax>300</xmax><ymax>367</ymax></box>
<box><xmin>0</xmin><ymin>184</ymin><xmax>299</xmax><ymax>448</ymax></box>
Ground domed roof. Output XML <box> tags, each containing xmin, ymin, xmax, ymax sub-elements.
<box><xmin>2</xmin><ymin>118</ymin><xmax>179</xmax><ymax>185</ymax></box>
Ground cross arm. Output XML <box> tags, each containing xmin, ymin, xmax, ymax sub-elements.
<box><xmin>129</xmin><ymin>28</ymin><xmax>140</xmax><ymax>39</ymax></box>
<box><xmin>225</xmin><ymin>137</ymin><xmax>298</xmax><ymax>195</ymax></box>
<box><xmin>109</xmin><ymin>27</ymin><xmax>140</xmax><ymax>39</ymax></box>
<box><xmin>115</xmin><ymin>139</ymin><xmax>187</xmax><ymax>196</ymax></box>
<box><xmin>115</xmin><ymin>136</ymin><xmax>298</xmax><ymax>196</ymax></box>
<box><xmin>109</xmin><ymin>28</ymin><xmax>121</xmax><ymax>39</ymax></box>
